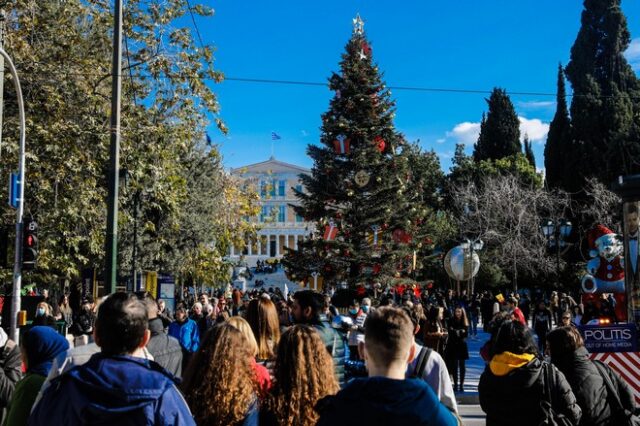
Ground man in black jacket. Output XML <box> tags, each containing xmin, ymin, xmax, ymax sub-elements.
<box><xmin>292</xmin><ymin>290</ymin><xmax>347</xmax><ymax>386</ymax></box>
<box><xmin>0</xmin><ymin>327</ymin><xmax>21</xmax><ymax>423</ymax></box>
<box><xmin>141</xmin><ymin>294</ymin><xmax>183</xmax><ymax>378</ymax></box>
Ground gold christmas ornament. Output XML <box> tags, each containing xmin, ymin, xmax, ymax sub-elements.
<box><xmin>354</xmin><ymin>170</ymin><xmax>370</xmax><ymax>187</ymax></box>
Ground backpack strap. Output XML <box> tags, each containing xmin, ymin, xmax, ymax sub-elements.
<box><xmin>412</xmin><ymin>346</ymin><xmax>432</xmax><ymax>378</ymax></box>
<box><xmin>593</xmin><ymin>360</ymin><xmax>625</xmax><ymax>413</ymax></box>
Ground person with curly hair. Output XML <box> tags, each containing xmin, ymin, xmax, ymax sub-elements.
<box><xmin>182</xmin><ymin>323</ymin><xmax>258</xmax><ymax>426</ymax></box>
<box><xmin>227</xmin><ymin>316</ymin><xmax>272</xmax><ymax>396</ymax></box>
<box><xmin>260</xmin><ymin>325</ymin><xmax>339</xmax><ymax>426</ymax></box>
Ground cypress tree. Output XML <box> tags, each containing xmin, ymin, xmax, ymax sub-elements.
<box><xmin>565</xmin><ymin>0</ymin><xmax>640</xmax><ymax>185</ymax></box>
<box><xmin>544</xmin><ymin>64</ymin><xmax>572</xmax><ymax>190</ymax></box>
<box><xmin>473</xmin><ymin>88</ymin><xmax>521</xmax><ymax>162</ymax></box>
<box><xmin>523</xmin><ymin>135</ymin><xmax>536</xmax><ymax>167</ymax></box>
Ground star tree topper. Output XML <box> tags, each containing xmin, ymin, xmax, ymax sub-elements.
<box><xmin>353</xmin><ymin>14</ymin><xmax>365</xmax><ymax>35</ymax></box>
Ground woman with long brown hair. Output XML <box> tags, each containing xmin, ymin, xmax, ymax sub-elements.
<box><xmin>182</xmin><ymin>323</ymin><xmax>258</xmax><ymax>426</ymax></box>
<box><xmin>260</xmin><ymin>325</ymin><xmax>339</xmax><ymax>426</ymax></box>
<box><xmin>245</xmin><ymin>296</ymin><xmax>281</xmax><ymax>363</ymax></box>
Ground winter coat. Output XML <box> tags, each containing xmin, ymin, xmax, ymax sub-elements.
<box><xmin>316</xmin><ymin>376</ymin><xmax>457</xmax><ymax>426</ymax></box>
<box><xmin>147</xmin><ymin>318</ymin><xmax>183</xmax><ymax>378</ymax></box>
<box><xmin>552</xmin><ymin>346</ymin><xmax>637</xmax><ymax>426</ymax></box>
<box><xmin>0</xmin><ymin>331</ymin><xmax>22</xmax><ymax>422</ymax></box>
<box><xmin>28</xmin><ymin>354</ymin><xmax>195</xmax><ymax>426</ymax></box>
<box><xmin>479</xmin><ymin>352</ymin><xmax>582</xmax><ymax>426</ymax></box>
<box><xmin>311</xmin><ymin>315</ymin><xmax>347</xmax><ymax>387</ymax></box>
<box><xmin>445</xmin><ymin>320</ymin><xmax>468</xmax><ymax>361</ymax></box>
<box><xmin>71</xmin><ymin>310</ymin><xmax>94</xmax><ymax>337</ymax></box>
<box><xmin>532</xmin><ymin>309</ymin><xmax>553</xmax><ymax>335</ymax></box>
<box><xmin>168</xmin><ymin>318</ymin><xmax>199</xmax><ymax>354</ymax></box>
<box><xmin>3</xmin><ymin>374</ymin><xmax>45</xmax><ymax>426</ymax></box>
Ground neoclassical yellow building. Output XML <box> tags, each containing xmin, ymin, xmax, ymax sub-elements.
<box><xmin>229</xmin><ymin>157</ymin><xmax>314</xmax><ymax>266</ymax></box>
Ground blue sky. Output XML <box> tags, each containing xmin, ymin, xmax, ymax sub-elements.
<box><xmin>199</xmin><ymin>1</ymin><xmax>640</xmax><ymax>173</ymax></box>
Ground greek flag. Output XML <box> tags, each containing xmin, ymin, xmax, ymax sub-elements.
<box><xmin>271</xmin><ymin>132</ymin><xmax>282</xmax><ymax>140</ymax></box>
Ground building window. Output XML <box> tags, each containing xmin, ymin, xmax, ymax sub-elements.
<box><xmin>260</xmin><ymin>206</ymin><xmax>272</xmax><ymax>222</ymax></box>
<box><xmin>296</xmin><ymin>213</ymin><xmax>304</xmax><ymax>223</ymax></box>
<box><xmin>295</xmin><ymin>184</ymin><xmax>303</xmax><ymax>194</ymax></box>
<box><xmin>260</xmin><ymin>181</ymin><xmax>268</xmax><ymax>199</ymax></box>
<box><xmin>278</xmin><ymin>180</ymin><xmax>286</xmax><ymax>197</ymax></box>
<box><xmin>270</xmin><ymin>179</ymin><xmax>277</xmax><ymax>198</ymax></box>
<box><xmin>278</xmin><ymin>205</ymin><xmax>286</xmax><ymax>222</ymax></box>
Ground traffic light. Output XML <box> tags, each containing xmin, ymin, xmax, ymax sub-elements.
<box><xmin>22</xmin><ymin>220</ymin><xmax>37</xmax><ymax>270</ymax></box>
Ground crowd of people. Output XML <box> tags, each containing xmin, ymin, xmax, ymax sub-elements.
<box><xmin>0</xmin><ymin>281</ymin><xmax>632</xmax><ymax>425</ymax></box>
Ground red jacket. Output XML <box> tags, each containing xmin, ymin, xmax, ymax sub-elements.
<box><xmin>512</xmin><ymin>307</ymin><xmax>526</xmax><ymax>326</ymax></box>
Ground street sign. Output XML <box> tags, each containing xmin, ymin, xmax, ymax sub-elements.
<box><xmin>8</xmin><ymin>172</ymin><xmax>18</xmax><ymax>209</ymax></box>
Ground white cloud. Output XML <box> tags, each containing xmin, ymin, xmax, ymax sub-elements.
<box><xmin>436</xmin><ymin>138</ymin><xmax>446</xmax><ymax>144</ymax></box>
<box><xmin>625</xmin><ymin>38</ymin><xmax>640</xmax><ymax>70</ymax></box>
<box><xmin>519</xmin><ymin>116</ymin><xmax>550</xmax><ymax>143</ymax></box>
<box><xmin>444</xmin><ymin>116</ymin><xmax>549</xmax><ymax>146</ymax></box>
<box><xmin>301</xmin><ymin>130</ymin><xmax>309</xmax><ymax>137</ymax></box>
<box><xmin>517</xmin><ymin>100</ymin><xmax>555</xmax><ymax>109</ymax></box>
<box><xmin>446</xmin><ymin>122</ymin><xmax>481</xmax><ymax>145</ymax></box>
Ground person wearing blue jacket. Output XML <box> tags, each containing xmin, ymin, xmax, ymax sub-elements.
<box><xmin>316</xmin><ymin>307</ymin><xmax>458</xmax><ymax>426</ymax></box>
<box><xmin>28</xmin><ymin>292</ymin><xmax>195</xmax><ymax>426</ymax></box>
<box><xmin>168</xmin><ymin>304</ymin><xmax>200</xmax><ymax>371</ymax></box>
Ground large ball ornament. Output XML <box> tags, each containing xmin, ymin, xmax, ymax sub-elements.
<box><xmin>443</xmin><ymin>246</ymin><xmax>480</xmax><ymax>281</ymax></box>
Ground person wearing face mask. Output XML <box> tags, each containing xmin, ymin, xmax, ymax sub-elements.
<box><xmin>31</xmin><ymin>303</ymin><xmax>56</xmax><ymax>328</ymax></box>
<box><xmin>347</xmin><ymin>300</ymin><xmax>367</xmax><ymax>361</ymax></box>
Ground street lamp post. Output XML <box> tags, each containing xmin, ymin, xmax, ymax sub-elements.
<box><xmin>460</xmin><ymin>238</ymin><xmax>484</xmax><ymax>295</ymax></box>
<box><xmin>104</xmin><ymin>0</ymin><xmax>123</xmax><ymax>294</ymax></box>
<box><xmin>540</xmin><ymin>218</ymin><xmax>572</xmax><ymax>285</ymax></box>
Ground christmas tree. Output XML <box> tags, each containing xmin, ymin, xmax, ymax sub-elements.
<box><xmin>283</xmin><ymin>15</ymin><xmax>434</xmax><ymax>288</ymax></box>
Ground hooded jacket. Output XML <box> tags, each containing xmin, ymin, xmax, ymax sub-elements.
<box><xmin>147</xmin><ymin>317</ymin><xmax>183</xmax><ymax>378</ymax></box>
<box><xmin>479</xmin><ymin>352</ymin><xmax>581</xmax><ymax>426</ymax></box>
<box><xmin>552</xmin><ymin>346</ymin><xmax>636</xmax><ymax>426</ymax></box>
<box><xmin>28</xmin><ymin>353</ymin><xmax>195</xmax><ymax>426</ymax></box>
<box><xmin>311</xmin><ymin>314</ymin><xmax>347</xmax><ymax>387</ymax></box>
<box><xmin>316</xmin><ymin>376</ymin><xmax>457</xmax><ymax>426</ymax></box>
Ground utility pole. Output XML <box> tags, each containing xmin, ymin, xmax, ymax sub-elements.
<box><xmin>0</xmin><ymin>10</ymin><xmax>5</xmax><ymax>161</ymax></box>
<box><xmin>104</xmin><ymin>0</ymin><xmax>123</xmax><ymax>294</ymax></box>
<box><xmin>131</xmin><ymin>190</ymin><xmax>139</xmax><ymax>291</ymax></box>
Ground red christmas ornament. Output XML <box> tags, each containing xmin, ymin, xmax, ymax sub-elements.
<box><xmin>361</xmin><ymin>41</ymin><xmax>372</xmax><ymax>55</ymax></box>
<box><xmin>323</xmin><ymin>221</ymin><xmax>339</xmax><ymax>241</ymax></box>
<box><xmin>374</xmin><ymin>136</ymin><xmax>386</xmax><ymax>153</ymax></box>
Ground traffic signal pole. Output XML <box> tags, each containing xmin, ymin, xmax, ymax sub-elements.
<box><xmin>0</xmin><ymin>47</ymin><xmax>27</xmax><ymax>343</ymax></box>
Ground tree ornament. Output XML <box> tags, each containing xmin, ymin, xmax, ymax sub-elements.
<box><xmin>361</xmin><ymin>41</ymin><xmax>372</xmax><ymax>56</ymax></box>
<box><xmin>347</xmin><ymin>189</ymin><xmax>354</xmax><ymax>197</ymax></box>
<box><xmin>352</xmin><ymin>14</ymin><xmax>365</xmax><ymax>35</ymax></box>
<box><xmin>336</xmin><ymin>89</ymin><xmax>341</xmax><ymax>99</ymax></box>
<box><xmin>368</xmin><ymin>225</ymin><xmax>382</xmax><ymax>248</ymax></box>
<box><xmin>358</xmin><ymin>49</ymin><xmax>367</xmax><ymax>60</ymax></box>
<box><xmin>323</xmin><ymin>220</ymin><xmax>339</xmax><ymax>241</ymax></box>
<box><xmin>354</xmin><ymin>170</ymin><xmax>370</xmax><ymax>187</ymax></box>
<box><xmin>373</xmin><ymin>136</ymin><xmax>386</xmax><ymax>153</ymax></box>
<box><xmin>376</xmin><ymin>176</ymin><xmax>382</xmax><ymax>183</ymax></box>
<box><xmin>333</xmin><ymin>134</ymin><xmax>350</xmax><ymax>154</ymax></box>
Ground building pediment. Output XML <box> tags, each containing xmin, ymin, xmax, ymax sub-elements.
<box><xmin>231</xmin><ymin>157</ymin><xmax>309</xmax><ymax>177</ymax></box>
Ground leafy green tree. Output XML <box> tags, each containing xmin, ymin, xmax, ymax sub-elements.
<box><xmin>544</xmin><ymin>64</ymin><xmax>573</xmax><ymax>190</ymax></box>
<box><xmin>473</xmin><ymin>88</ymin><xmax>521</xmax><ymax>162</ymax></box>
<box><xmin>565</xmin><ymin>0</ymin><xmax>640</xmax><ymax>186</ymax></box>
<box><xmin>284</xmin><ymin>19</ymin><xmax>441</xmax><ymax>287</ymax></box>
<box><xmin>0</xmin><ymin>1</ymin><xmax>257</xmax><ymax>289</ymax></box>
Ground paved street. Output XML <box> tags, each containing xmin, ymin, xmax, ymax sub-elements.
<box><xmin>457</xmin><ymin>327</ymin><xmax>489</xmax><ymax>424</ymax></box>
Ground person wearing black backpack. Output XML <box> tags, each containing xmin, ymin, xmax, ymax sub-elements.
<box><xmin>479</xmin><ymin>320</ymin><xmax>581</xmax><ymax>426</ymax></box>
<box><xmin>547</xmin><ymin>326</ymin><xmax>638</xmax><ymax>426</ymax></box>
<box><xmin>403</xmin><ymin>307</ymin><xmax>458</xmax><ymax>414</ymax></box>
